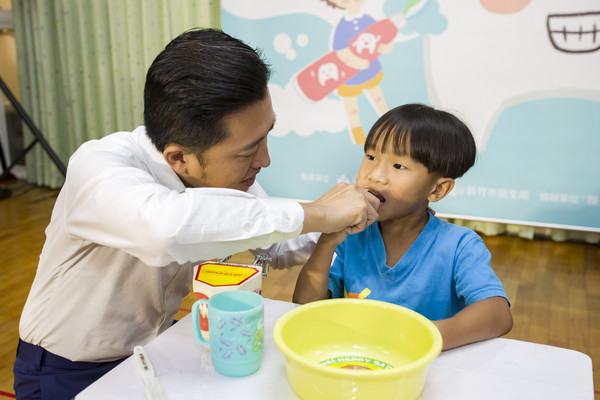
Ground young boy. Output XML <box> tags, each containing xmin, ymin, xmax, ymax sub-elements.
<box><xmin>293</xmin><ymin>103</ymin><xmax>513</xmax><ymax>350</ymax></box>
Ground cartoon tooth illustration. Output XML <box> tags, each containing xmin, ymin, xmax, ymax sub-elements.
<box><xmin>318</xmin><ymin>62</ymin><xmax>340</xmax><ymax>86</ymax></box>
<box><xmin>351</xmin><ymin>33</ymin><xmax>382</xmax><ymax>55</ymax></box>
<box><xmin>547</xmin><ymin>11</ymin><xmax>600</xmax><ymax>53</ymax></box>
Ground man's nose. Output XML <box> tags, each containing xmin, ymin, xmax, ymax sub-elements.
<box><xmin>252</xmin><ymin>140</ymin><xmax>270</xmax><ymax>168</ymax></box>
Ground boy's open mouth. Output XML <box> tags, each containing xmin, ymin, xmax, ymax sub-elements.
<box><xmin>367</xmin><ymin>189</ymin><xmax>386</xmax><ymax>206</ymax></box>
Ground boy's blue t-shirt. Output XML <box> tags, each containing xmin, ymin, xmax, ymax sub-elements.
<box><xmin>328</xmin><ymin>214</ymin><xmax>509</xmax><ymax>320</ymax></box>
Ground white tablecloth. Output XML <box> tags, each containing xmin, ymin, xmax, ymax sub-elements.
<box><xmin>77</xmin><ymin>299</ymin><xmax>593</xmax><ymax>399</ymax></box>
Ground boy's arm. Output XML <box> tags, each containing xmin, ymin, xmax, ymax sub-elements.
<box><xmin>292</xmin><ymin>232</ymin><xmax>346</xmax><ymax>304</ymax></box>
<box><xmin>432</xmin><ymin>296</ymin><xmax>513</xmax><ymax>351</ymax></box>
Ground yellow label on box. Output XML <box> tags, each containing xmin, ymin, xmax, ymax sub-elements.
<box><xmin>195</xmin><ymin>263</ymin><xmax>260</xmax><ymax>287</ymax></box>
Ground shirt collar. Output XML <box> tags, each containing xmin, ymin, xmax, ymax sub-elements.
<box><xmin>135</xmin><ymin>126</ymin><xmax>187</xmax><ymax>193</ymax></box>
<box><xmin>343</xmin><ymin>11</ymin><xmax>365</xmax><ymax>21</ymax></box>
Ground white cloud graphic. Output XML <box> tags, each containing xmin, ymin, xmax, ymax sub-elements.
<box><xmin>273</xmin><ymin>33</ymin><xmax>299</xmax><ymax>61</ymax></box>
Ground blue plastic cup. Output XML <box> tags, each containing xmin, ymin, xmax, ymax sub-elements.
<box><xmin>192</xmin><ymin>290</ymin><xmax>264</xmax><ymax>377</ymax></box>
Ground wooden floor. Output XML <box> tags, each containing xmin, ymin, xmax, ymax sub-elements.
<box><xmin>1</xmin><ymin>179</ymin><xmax>598</xmax><ymax>398</ymax></box>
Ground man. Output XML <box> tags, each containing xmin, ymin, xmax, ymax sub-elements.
<box><xmin>13</xmin><ymin>28</ymin><xmax>378</xmax><ymax>399</ymax></box>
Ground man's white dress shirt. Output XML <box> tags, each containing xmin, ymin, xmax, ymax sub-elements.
<box><xmin>19</xmin><ymin>126</ymin><xmax>316</xmax><ymax>361</ymax></box>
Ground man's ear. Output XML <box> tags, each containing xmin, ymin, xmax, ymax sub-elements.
<box><xmin>428</xmin><ymin>177</ymin><xmax>455</xmax><ymax>203</ymax></box>
<box><xmin>163</xmin><ymin>144</ymin><xmax>189</xmax><ymax>176</ymax></box>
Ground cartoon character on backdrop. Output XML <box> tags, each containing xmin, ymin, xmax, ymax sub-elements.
<box><xmin>299</xmin><ymin>0</ymin><xmax>397</xmax><ymax>145</ymax></box>
<box><xmin>296</xmin><ymin>0</ymin><xmax>429</xmax><ymax>145</ymax></box>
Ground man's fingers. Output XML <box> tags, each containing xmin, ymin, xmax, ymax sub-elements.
<box><xmin>361</xmin><ymin>187</ymin><xmax>379</xmax><ymax>228</ymax></box>
<box><xmin>345</xmin><ymin>224</ymin><xmax>362</xmax><ymax>235</ymax></box>
<box><xmin>363</xmin><ymin>188</ymin><xmax>380</xmax><ymax>210</ymax></box>
<box><xmin>342</xmin><ymin>185</ymin><xmax>379</xmax><ymax>234</ymax></box>
<box><xmin>302</xmin><ymin>183</ymin><xmax>379</xmax><ymax>235</ymax></box>
<box><xmin>365</xmin><ymin>205</ymin><xmax>378</xmax><ymax>227</ymax></box>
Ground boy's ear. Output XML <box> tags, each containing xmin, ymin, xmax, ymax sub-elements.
<box><xmin>428</xmin><ymin>177</ymin><xmax>455</xmax><ymax>203</ymax></box>
<box><xmin>163</xmin><ymin>144</ymin><xmax>189</xmax><ymax>176</ymax></box>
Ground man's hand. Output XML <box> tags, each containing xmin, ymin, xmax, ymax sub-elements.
<box><xmin>300</xmin><ymin>183</ymin><xmax>379</xmax><ymax>235</ymax></box>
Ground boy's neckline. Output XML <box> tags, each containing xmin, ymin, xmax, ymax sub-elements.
<box><xmin>378</xmin><ymin>211</ymin><xmax>431</xmax><ymax>237</ymax></box>
<box><xmin>378</xmin><ymin>213</ymin><xmax>431</xmax><ymax>267</ymax></box>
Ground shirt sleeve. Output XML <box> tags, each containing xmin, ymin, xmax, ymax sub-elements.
<box><xmin>62</xmin><ymin>143</ymin><xmax>306</xmax><ymax>267</ymax></box>
<box><xmin>453</xmin><ymin>235</ymin><xmax>510</xmax><ymax>307</ymax></box>
<box><xmin>246</xmin><ymin>182</ymin><xmax>319</xmax><ymax>269</ymax></box>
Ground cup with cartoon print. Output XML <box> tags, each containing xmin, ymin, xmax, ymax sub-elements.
<box><xmin>192</xmin><ymin>290</ymin><xmax>265</xmax><ymax>377</ymax></box>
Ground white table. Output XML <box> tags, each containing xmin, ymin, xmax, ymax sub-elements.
<box><xmin>77</xmin><ymin>299</ymin><xmax>594</xmax><ymax>399</ymax></box>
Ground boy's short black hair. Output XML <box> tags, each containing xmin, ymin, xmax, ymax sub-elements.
<box><xmin>364</xmin><ymin>103</ymin><xmax>476</xmax><ymax>179</ymax></box>
<box><xmin>143</xmin><ymin>28</ymin><xmax>271</xmax><ymax>157</ymax></box>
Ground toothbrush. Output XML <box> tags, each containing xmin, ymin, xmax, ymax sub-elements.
<box><xmin>133</xmin><ymin>345</ymin><xmax>164</xmax><ymax>400</ymax></box>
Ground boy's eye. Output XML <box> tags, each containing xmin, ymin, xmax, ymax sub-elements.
<box><xmin>365</xmin><ymin>154</ymin><xmax>375</xmax><ymax>161</ymax></box>
<box><xmin>393</xmin><ymin>163</ymin><xmax>405</xmax><ymax>170</ymax></box>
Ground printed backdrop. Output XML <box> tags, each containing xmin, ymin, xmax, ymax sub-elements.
<box><xmin>222</xmin><ymin>0</ymin><xmax>600</xmax><ymax>232</ymax></box>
